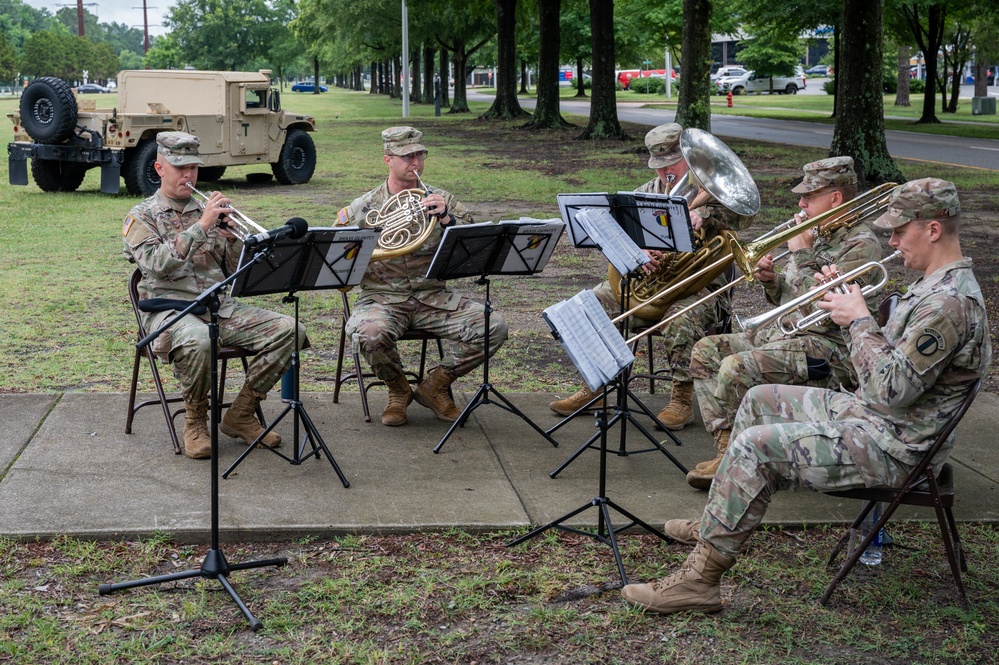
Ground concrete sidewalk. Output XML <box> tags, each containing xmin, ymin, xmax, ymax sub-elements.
<box><xmin>1</xmin><ymin>389</ymin><xmax>997</xmax><ymax>542</ymax></box>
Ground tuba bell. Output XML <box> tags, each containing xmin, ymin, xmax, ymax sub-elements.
<box><xmin>608</xmin><ymin>128</ymin><xmax>761</xmax><ymax>320</ymax></box>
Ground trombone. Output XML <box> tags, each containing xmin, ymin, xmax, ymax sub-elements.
<box><xmin>186</xmin><ymin>182</ymin><xmax>268</xmax><ymax>242</ymax></box>
<box><xmin>615</xmin><ymin>182</ymin><xmax>897</xmax><ymax>346</ymax></box>
<box><xmin>737</xmin><ymin>250</ymin><xmax>902</xmax><ymax>341</ymax></box>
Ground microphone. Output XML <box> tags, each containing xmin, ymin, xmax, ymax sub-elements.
<box><xmin>244</xmin><ymin>217</ymin><xmax>309</xmax><ymax>247</ymax></box>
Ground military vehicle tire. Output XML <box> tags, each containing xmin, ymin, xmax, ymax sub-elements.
<box><xmin>123</xmin><ymin>139</ymin><xmax>161</xmax><ymax>196</ymax></box>
<box><xmin>31</xmin><ymin>159</ymin><xmax>88</xmax><ymax>192</ymax></box>
<box><xmin>198</xmin><ymin>166</ymin><xmax>227</xmax><ymax>181</ymax></box>
<box><xmin>272</xmin><ymin>129</ymin><xmax>316</xmax><ymax>185</ymax></box>
<box><xmin>20</xmin><ymin>77</ymin><xmax>79</xmax><ymax>144</ymax></box>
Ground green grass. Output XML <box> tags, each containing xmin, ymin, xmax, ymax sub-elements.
<box><xmin>1</xmin><ymin>526</ymin><xmax>998</xmax><ymax>663</ymax></box>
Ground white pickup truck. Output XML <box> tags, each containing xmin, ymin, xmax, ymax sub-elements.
<box><xmin>716</xmin><ymin>68</ymin><xmax>806</xmax><ymax>95</ymax></box>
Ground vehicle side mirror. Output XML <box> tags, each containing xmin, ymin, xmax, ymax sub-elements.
<box><xmin>270</xmin><ymin>89</ymin><xmax>280</xmax><ymax>112</ymax></box>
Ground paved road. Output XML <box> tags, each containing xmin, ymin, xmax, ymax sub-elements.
<box><xmin>471</xmin><ymin>91</ymin><xmax>999</xmax><ymax>171</ymax></box>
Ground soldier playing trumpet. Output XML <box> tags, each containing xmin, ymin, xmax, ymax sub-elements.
<box><xmin>123</xmin><ymin>132</ymin><xmax>306</xmax><ymax>460</ymax></box>
<box><xmin>336</xmin><ymin>126</ymin><xmax>508</xmax><ymax>427</ymax></box>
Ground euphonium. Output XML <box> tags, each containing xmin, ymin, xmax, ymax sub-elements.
<box><xmin>186</xmin><ymin>183</ymin><xmax>268</xmax><ymax>241</ymax></box>
<box><xmin>608</xmin><ymin>128</ymin><xmax>761</xmax><ymax>320</ymax></box>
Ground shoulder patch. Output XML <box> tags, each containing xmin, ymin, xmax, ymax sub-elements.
<box><xmin>337</xmin><ymin>207</ymin><xmax>351</xmax><ymax>226</ymax></box>
<box><xmin>916</xmin><ymin>328</ymin><xmax>945</xmax><ymax>356</ymax></box>
<box><xmin>122</xmin><ymin>214</ymin><xmax>135</xmax><ymax>236</ymax></box>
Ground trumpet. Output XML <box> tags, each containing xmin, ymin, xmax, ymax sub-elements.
<box><xmin>186</xmin><ymin>182</ymin><xmax>268</xmax><ymax>242</ymax></box>
<box><xmin>737</xmin><ymin>250</ymin><xmax>902</xmax><ymax>342</ymax></box>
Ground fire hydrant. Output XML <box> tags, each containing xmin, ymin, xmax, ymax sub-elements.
<box><xmin>727</xmin><ymin>91</ymin><xmax>733</xmax><ymax>107</ymax></box>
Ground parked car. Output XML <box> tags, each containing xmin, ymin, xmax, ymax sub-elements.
<box><xmin>717</xmin><ymin>67</ymin><xmax>806</xmax><ymax>95</ymax></box>
<box><xmin>804</xmin><ymin>65</ymin><xmax>830</xmax><ymax>77</ymax></box>
<box><xmin>291</xmin><ymin>81</ymin><xmax>328</xmax><ymax>93</ymax></box>
<box><xmin>76</xmin><ymin>83</ymin><xmax>110</xmax><ymax>94</ymax></box>
<box><xmin>710</xmin><ymin>66</ymin><xmax>747</xmax><ymax>82</ymax></box>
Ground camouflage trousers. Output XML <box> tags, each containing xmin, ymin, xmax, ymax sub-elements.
<box><xmin>699</xmin><ymin>384</ymin><xmax>913</xmax><ymax>558</ymax></box>
<box><xmin>592</xmin><ymin>280</ymin><xmax>726</xmax><ymax>384</ymax></box>
<box><xmin>148</xmin><ymin>303</ymin><xmax>305</xmax><ymax>404</ymax></box>
<box><xmin>346</xmin><ymin>296</ymin><xmax>508</xmax><ymax>383</ymax></box>
<box><xmin>690</xmin><ymin>330</ymin><xmax>852</xmax><ymax>434</ymax></box>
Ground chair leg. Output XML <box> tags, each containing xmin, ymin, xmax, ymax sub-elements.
<box><xmin>146</xmin><ymin>347</ymin><xmax>182</xmax><ymax>455</ymax></box>
<box><xmin>645</xmin><ymin>333</ymin><xmax>656</xmax><ymax>394</ymax></box>
<box><xmin>334</xmin><ymin>317</ymin><xmax>348</xmax><ymax>404</ymax></box>
<box><xmin>820</xmin><ymin>500</ymin><xmax>886</xmax><ymax>606</ymax></box>
<box><xmin>945</xmin><ymin>507</ymin><xmax>968</xmax><ymax>573</ymax></box>
<box><xmin>352</xmin><ymin>339</ymin><xmax>372</xmax><ymax>423</ymax></box>
<box><xmin>125</xmin><ymin>349</ymin><xmax>142</xmax><ymax>435</ymax></box>
<box><xmin>934</xmin><ymin>502</ymin><xmax>969</xmax><ymax>608</ymax></box>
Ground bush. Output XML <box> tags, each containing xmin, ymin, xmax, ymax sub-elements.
<box><xmin>823</xmin><ymin>79</ymin><xmax>835</xmax><ymax>95</ymax></box>
<box><xmin>629</xmin><ymin>76</ymin><xmax>665</xmax><ymax>94</ymax></box>
<box><xmin>824</xmin><ymin>77</ymin><xmax>925</xmax><ymax>96</ymax></box>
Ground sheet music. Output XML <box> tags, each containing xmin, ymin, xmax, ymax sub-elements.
<box><xmin>614</xmin><ymin>192</ymin><xmax>695</xmax><ymax>252</ymax></box>
<box><xmin>575</xmin><ymin>208</ymin><xmax>650</xmax><ymax>277</ymax></box>
<box><xmin>426</xmin><ymin>222</ymin><xmax>499</xmax><ymax>279</ymax></box>
<box><xmin>556</xmin><ymin>192</ymin><xmax>612</xmax><ymax>247</ymax></box>
<box><xmin>308</xmin><ymin>227</ymin><xmax>378</xmax><ymax>287</ymax></box>
<box><xmin>497</xmin><ymin>218</ymin><xmax>564</xmax><ymax>274</ymax></box>
<box><xmin>543</xmin><ymin>289</ymin><xmax>634</xmax><ymax>392</ymax></box>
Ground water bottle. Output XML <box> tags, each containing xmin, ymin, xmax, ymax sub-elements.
<box><xmin>859</xmin><ymin>502</ymin><xmax>884</xmax><ymax>566</ymax></box>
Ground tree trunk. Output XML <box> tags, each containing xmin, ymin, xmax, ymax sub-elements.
<box><xmin>676</xmin><ymin>0</ymin><xmax>713</xmax><ymax>131</ymax></box>
<box><xmin>392</xmin><ymin>56</ymin><xmax>402</xmax><ymax>99</ymax></box>
<box><xmin>524</xmin><ymin>0</ymin><xmax>571</xmax><ymax>129</ymax></box>
<box><xmin>900</xmin><ymin>3</ymin><xmax>945</xmax><ymax>124</ymax></box>
<box><xmin>439</xmin><ymin>48</ymin><xmax>451</xmax><ymax>108</ymax></box>
<box><xmin>313</xmin><ymin>57</ymin><xmax>321</xmax><ymax>95</ymax></box>
<box><xmin>830</xmin><ymin>0</ymin><xmax>903</xmax><ymax>186</ymax></box>
<box><xmin>578</xmin><ymin>0</ymin><xmax>626</xmax><ymax>139</ymax></box>
<box><xmin>832</xmin><ymin>25</ymin><xmax>839</xmax><ymax>117</ymax></box>
<box><xmin>410</xmin><ymin>49</ymin><xmax>421</xmax><ymax>102</ymax></box>
<box><xmin>482</xmin><ymin>0</ymin><xmax>529</xmax><ymax>119</ymax></box>
<box><xmin>974</xmin><ymin>60</ymin><xmax>988</xmax><ymax>97</ymax></box>
<box><xmin>519</xmin><ymin>57</ymin><xmax>528</xmax><ymax>94</ymax></box>
<box><xmin>895</xmin><ymin>45</ymin><xmax>910</xmax><ymax>107</ymax></box>
<box><xmin>423</xmin><ymin>44</ymin><xmax>435</xmax><ymax>102</ymax></box>
<box><xmin>370</xmin><ymin>60</ymin><xmax>378</xmax><ymax>94</ymax></box>
<box><xmin>574</xmin><ymin>56</ymin><xmax>587</xmax><ymax>97</ymax></box>
<box><xmin>450</xmin><ymin>40</ymin><xmax>471</xmax><ymax>113</ymax></box>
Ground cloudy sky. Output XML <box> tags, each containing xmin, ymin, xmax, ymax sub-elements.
<box><xmin>21</xmin><ymin>0</ymin><xmax>177</xmax><ymax>37</ymax></box>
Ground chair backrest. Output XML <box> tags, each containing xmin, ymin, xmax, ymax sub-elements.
<box><xmin>906</xmin><ymin>378</ymin><xmax>982</xmax><ymax>486</ymax></box>
<box><xmin>128</xmin><ymin>268</ymin><xmax>147</xmax><ymax>335</ymax></box>
<box><xmin>877</xmin><ymin>291</ymin><xmax>901</xmax><ymax>327</ymax></box>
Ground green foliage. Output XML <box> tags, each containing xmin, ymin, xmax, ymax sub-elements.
<box><xmin>736</xmin><ymin>29</ymin><xmax>804</xmax><ymax>79</ymax></box>
<box><xmin>628</xmin><ymin>75</ymin><xmax>665</xmax><ymax>94</ymax></box>
<box><xmin>166</xmin><ymin>0</ymin><xmax>283</xmax><ymax>71</ymax></box>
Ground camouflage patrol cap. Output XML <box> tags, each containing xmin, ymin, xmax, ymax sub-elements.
<box><xmin>873</xmin><ymin>178</ymin><xmax>961</xmax><ymax>229</ymax></box>
<box><xmin>382</xmin><ymin>126</ymin><xmax>427</xmax><ymax>156</ymax></box>
<box><xmin>645</xmin><ymin>123</ymin><xmax>683</xmax><ymax>168</ymax></box>
<box><xmin>791</xmin><ymin>156</ymin><xmax>857</xmax><ymax>193</ymax></box>
<box><xmin>156</xmin><ymin>131</ymin><xmax>204</xmax><ymax>167</ymax></box>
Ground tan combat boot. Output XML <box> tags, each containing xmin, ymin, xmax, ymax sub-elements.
<box><xmin>182</xmin><ymin>400</ymin><xmax>212</xmax><ymax>460</ymax></box>
<box><xmin>549</xmin><ymin>385</ymin><xmax>604</xmax><ymax>416</ymax></box>
<box><xmin>663</xmin><ymin>518</ymin><xmax>701</xmax><ymax>545</ymax></box>
<box><xmin>686</xmin><ymin>429</ymin><xmax>731</xmax><ymax>490</ymax></box>
<box><xmin>221</xmin><ymin>385</ymin><xmax>281</xmax><ymax>448</ymax></box>
<box><xmin>382</xmin><ymin>374</ymin><xmax>414</xmax><ymax>427</ymax></box>
<box><xmin>621</xmin><ymin>540</ymin><xmax>735</xmax><ymax>614</ymax></box>
<box><xmin>414</xmin><ymin>367</ymin><xmax>461</xmax><ymax>422</ymax></box>
<box><xmin>656</xmin><ymin>381</ymin><xmax>694</xmax><ymax>430</ymax></box>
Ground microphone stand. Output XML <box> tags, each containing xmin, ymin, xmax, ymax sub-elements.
<box><xmin>99</xmin><ymin>248</ymin><xmax>286</xmax><ymax>631</ymax></box>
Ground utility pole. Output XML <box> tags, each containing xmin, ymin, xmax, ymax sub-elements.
<box><xmin>77</xmin><ymin>0</ymin><xmax>85</xmax><ymax>36</ymax></box>
<box><xmin>133</xmin><ymin>2</ymin><xmax>158</xmax><ymax>54</ymax></box>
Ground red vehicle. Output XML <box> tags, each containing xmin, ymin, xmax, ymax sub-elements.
<box><xmin>617</xmin><ymin>69</ymin><xmax>676</xmax><ymax>90</ymax></box>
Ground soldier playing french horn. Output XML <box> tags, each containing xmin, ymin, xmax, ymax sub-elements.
<box><xmin>336</xmin><ymin>126</ymin><xmax>508</xmax><ymax>428</ymax></box>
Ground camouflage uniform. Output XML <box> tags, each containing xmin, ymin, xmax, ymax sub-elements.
<box><xmin>341</xmin><ymin>181</ymin><xmax>507</xmax><ymax>384</ymax></box>
<box><xmin>690</xmin><ymin>157</ymin><xmax>881</xmax><ymax>434</ymax></box>
<box><xmin>698</xmin><ymin>179</ymin><xmax>991</xmax><ymax>558</ymax></box>
<box><xmin>123</xmin><ymin>192</ymin><xmax>305</xmax><ymax>405</ymax></box>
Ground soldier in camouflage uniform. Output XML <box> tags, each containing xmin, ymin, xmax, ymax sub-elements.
<box><xmin>123</xmin><ymin>132</ymin><xmax>306</xmax><ymax>460</ymax></box>
<box><xmin>339</xmin><ymin>127</ymin><xmax>508</xmax><ymax>427</ymax></box>
<box><xmin>685</xmin><ymin>157</ymin><xmax>882</xmax><ymax>490</ymax></box>
<box><xmin>549</xmin><ymin>123</ymin><xmax>754</xmax><ymax>423</ymax></box>
<box><xmin>622</xmin><ymin>178</ymin><xmax>991</xmax><ymax>615</ymax></box>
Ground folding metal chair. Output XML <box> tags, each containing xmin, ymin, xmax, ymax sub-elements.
<box><xmin>124</xmin><ymin>268</ymin><xmax>265</xmax><ymax>454</ymax></box>
<box><xmin>333</xmin><ymin>290</ymin><xmax>446</xmax><ymax>423</ymax></box>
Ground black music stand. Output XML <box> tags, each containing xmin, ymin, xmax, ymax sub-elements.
<box><xmin>99</xmin><ymin>248</ymin><xmax>291</xmax><ymax>631</ymax></box>
<box><xmin>508</xmin><ymin>289</ymin><xmax>671</xmax><ymax>586</ymax></box>
<box><xmin>427</xmin><ymin>219</ymin><xmax>564</xmax><ymax>454</ymax></box>
<box><xmin>546</xmin><ymin>205</ymin><xmax>690</xmax><ymax>477</ymax></box>
<box><xmin>222</xmin><ymin>227</ymin><xmax>379</xmax><ymax>483</ymax></box>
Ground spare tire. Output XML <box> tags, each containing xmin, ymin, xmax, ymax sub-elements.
<box><xmin>20</xmin><ymin>77</ymin><xmax>78</xmax><ymax>144</ymax></box>
<box><xmin>123</xmin><ymin>139</ymin><xmax>161</xmax><ymax>196</ymax></box>
<box><xmin>272</xmin><ymin>128</ymin><xmax>316</xmax><ymax>185</ymax></box>
<box><xmin>31</xmin><ymin>159</ymin><xmax>88</xmax><ymax>192</ymax></box>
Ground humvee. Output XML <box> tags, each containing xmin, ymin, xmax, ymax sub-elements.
<box><xmin>7</xmin><ymin>69</ymin><xmax>317</xmax><ymax>196</ymax></box>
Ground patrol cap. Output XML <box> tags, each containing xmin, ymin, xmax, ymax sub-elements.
<box><xmin>645</xmin><ymin>123</ymin><xmax>683</xmax><ymax>169</ymax></box>
<box><xmin>382</xmin><ymin>126</ymin><xmax>427</xmax><ymax>156</ymax></box>
<box><xmin>873</xmin><ymin>178</ymin><xmax>961</xmax><ymax>229</ymax></box>
<box><xmin>791</xmin><ymin>156</ymin><xmax>857</xmax><ymax>193</ymax></box>
<box><xmin>156</xmin><ymin>131</ymin><xmax>204</xmax><ymax>167</ymax></box>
